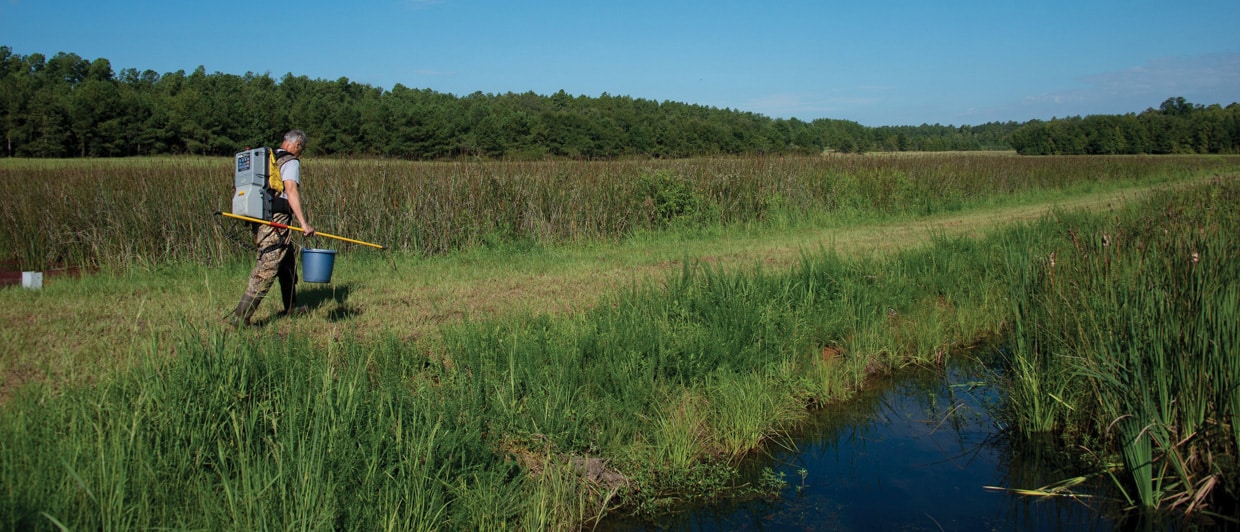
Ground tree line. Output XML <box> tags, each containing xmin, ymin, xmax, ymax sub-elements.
<box><xmin>2</xmin><ymin>47</ymin><xmax>1234</xmax><ymax>159</ymax></box>
<box><xmin>0</xmin><ymin>48</ymin><xmax>1020</xmax><ymax>159</ymax></box>
<box><xmin>1008</xmin><ymin>97</ymin><xmax>1240</xmax><ymax>155</ymax></box>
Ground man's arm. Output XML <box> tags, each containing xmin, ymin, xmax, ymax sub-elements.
<box><xmin>283</xmin><ymin>180</ymin><xmax>315</xmax><ymax>237</ymax></box>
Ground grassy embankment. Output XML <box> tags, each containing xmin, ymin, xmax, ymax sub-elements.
<box><xmin>0</xmin><ymin>154</ymin><xmax>1237</xmax><ymax>528</ymax></box>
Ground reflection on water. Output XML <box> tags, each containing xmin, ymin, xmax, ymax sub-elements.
<box><xmin>605</xmin><ymin>357</ymin><xmax>1128</xmax><ymax>531</ymax></box>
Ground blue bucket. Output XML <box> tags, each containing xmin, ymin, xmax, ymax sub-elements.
<box><xmin>301</xmin><ymin>248</ymin><xmax>337</xmax><ymax>283</ymax></box>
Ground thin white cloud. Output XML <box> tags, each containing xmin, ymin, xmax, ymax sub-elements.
<box><xmin>1081</xmin><ymin>54</ymin><xmax>1240</xmax><ymax>96</ymax></box>
<box><xmin>743</xmin><ymin>92</ymin><xmax>881</xmax><ymax>119</ymax></box>
<box><xmin>403</xmin><ymin>0</ymin><xmax>446</xmax><ymax>9</ymax></box>
<box><xmin>746</xmin><ymin>93</ymin><xmax>804</xmax><ymax>113</ymax></box>
<box><xmin>1019</xmin><ymin>53</ymin><xmax>1240</xmax><ymax>117</ymax></box>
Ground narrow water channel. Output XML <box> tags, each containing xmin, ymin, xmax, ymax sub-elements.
<box><xmin>604</xmin><ymin>356</ymin><xmax>1130</xmax><ymax>531</ymax></box>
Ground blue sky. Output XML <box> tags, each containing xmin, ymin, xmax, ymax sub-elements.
<box><xmin>3</xmin><ymin>0</ymin><xmax>1237</xmax><ymax>126</ymax></box>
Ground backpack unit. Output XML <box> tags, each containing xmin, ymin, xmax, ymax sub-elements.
<box><xmin>232</xmin><ymin>147</ymin><xmax>292</xmax><ymax>220</ymax></box>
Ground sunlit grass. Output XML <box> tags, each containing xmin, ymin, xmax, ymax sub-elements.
<box><xmin>3</xmin><ymin>203</ymin><xmax>1036</xmax><ymax>527</ymax></box>
<box><xmin>2</xmin><ymin>156</ymin><xmax>1238</xmax><ymax>527</ymax></box>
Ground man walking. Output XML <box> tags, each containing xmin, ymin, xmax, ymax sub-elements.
<box><xmin>228</xmin><ymin>130</ymin><xmax>316</xmax><ymax>327</ymax></box>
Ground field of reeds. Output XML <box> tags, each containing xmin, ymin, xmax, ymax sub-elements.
<box><xmin>1002</xmin><ymin>177</ymin><xmax>1240</xmax><ymax>518</ymax></box>
<box><xmin>1</xmin><ymin>154</ymin><xmax>1233</xmax><ymax>270</ymax></box>
<box><xmin>1</xmin><ymin>154</ymin><xmax>1238</xmax><ymax>528</ymax></box>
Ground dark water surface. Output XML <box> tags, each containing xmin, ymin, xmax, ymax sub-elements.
<box><xmin>604</xmin><ymin>358</ymin><xmax>1128</xmax><ymax>531</ymax></box>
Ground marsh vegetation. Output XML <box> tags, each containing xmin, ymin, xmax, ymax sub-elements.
<box><xmin>1</xmin><ymin>154</ymin><xmax>1237</xmax><ymax>529</ymax></box>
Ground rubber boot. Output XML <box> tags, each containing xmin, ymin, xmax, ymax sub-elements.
<box><xmin>228</xmin><ymin>293</ymin><xmax>260</xmax><ymax>328</ymax></box>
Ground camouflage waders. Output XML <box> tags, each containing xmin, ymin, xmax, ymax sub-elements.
<box><xmin>230</xmin><ymin>212</ymin><xmax>299</xmax><ymax>325</ymax></box>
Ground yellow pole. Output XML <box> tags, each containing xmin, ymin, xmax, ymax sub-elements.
<box><xmin>218</xmin><ymin>212</ymin><xmax>387</xmax><ymax>250</ymax></box>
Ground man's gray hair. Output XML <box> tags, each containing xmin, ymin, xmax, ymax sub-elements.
<box><xmin>284</xmin><ymin>129</ymin><xmax>308</xmax><ymax>147</ymax></box>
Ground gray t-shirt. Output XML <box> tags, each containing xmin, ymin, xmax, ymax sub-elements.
<box><xmin>279</xmin><ymin>159</ymin><xmax>301</xmax><ymax>198</ymax></box>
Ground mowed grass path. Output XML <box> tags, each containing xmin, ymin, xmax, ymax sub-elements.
<box><xmin>0</xmin><ymin>178</ymin><xmax>1191</xmax><ymax>400</ymax></box>
<box><xmin>378</xmin><ymin>183</ymin><xmax>1151</xmax><ymax>333</ymax></box>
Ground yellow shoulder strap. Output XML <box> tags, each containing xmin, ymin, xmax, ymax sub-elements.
<box><xmin>267</xmin><ymin>149</ymin><xmax>285</xmax><ymax>193</ymax></box>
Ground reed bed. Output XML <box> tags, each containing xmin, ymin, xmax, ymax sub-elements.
<box><xmin>2</xmin><ymin>154</ymin><xmax>1233</xmax><ymax>270</ymax></box>
<box><xmin>1001</xmin><ymin>177</ymin><xmax>1240</xmax><ymax>517</ymax></box>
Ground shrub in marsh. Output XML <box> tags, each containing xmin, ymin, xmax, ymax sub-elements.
<box><xmin>634</xmin><ymin>170</ymin><xmax>715</xmax><ymax>229</ymax></box>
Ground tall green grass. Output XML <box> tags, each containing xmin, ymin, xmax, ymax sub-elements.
<box><xmin>1</xmin><ymin>217</ymin><xmax>1014</xmax><ymax>529</ymax></box>
<box><xmin>1000</xmin><ymin>177</ymin><xmax>1240</xmax><ymax>515</ymax></box>
<box><xmin>1</xmin><ymin>330</ymin><xmax>468</xmax><ymax>530</ymax></box>
<box><xmin>2</xmin><ymin>154</ymin><xmax>1234</xmax><ymax>270</ymax></box>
